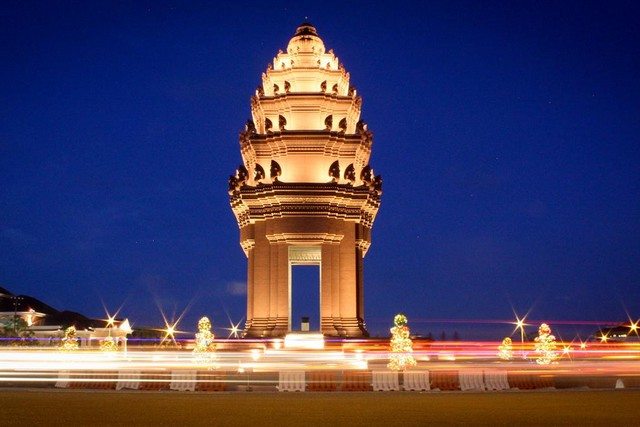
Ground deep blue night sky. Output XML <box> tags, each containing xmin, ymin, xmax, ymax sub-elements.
<box><xmin>1</xmin><ymin>1</ymin><xmax>639</xmax><ymax>338</ymax></box>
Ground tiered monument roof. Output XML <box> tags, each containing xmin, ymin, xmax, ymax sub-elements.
<box><xmin>230</xmin><ymin>22</ymin><xmax>380</xmax><ymax>188</ymax></box>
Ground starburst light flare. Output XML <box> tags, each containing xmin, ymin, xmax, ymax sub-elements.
<box><xmin>106</xmin><ymin>315</ymin><xmax>116</xmax><ymax>328</ymax></box>
<box><xmin>599</xmin><ymin>331</ymin><xmax>609</xmax><ymax>343</ymax></box>
<box><xmin>225</xmin><ymin>318</ymin><xmax>243</xmax><ymax>339</ymax></box>
<box><xmin>101</xmin><ymin>301</ymin><xmax>125</xmax><ymax>328</ymax></box>
<box><xmin>160</xmin><ymin>321</ymin><xmax>184</xmax><ymax>346</ymax></box>
<box><xmin>511</xmin><ymin>312</ymin><xmax>530</xmax><ymax>359</ymax></box>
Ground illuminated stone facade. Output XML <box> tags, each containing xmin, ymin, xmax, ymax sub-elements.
<box><xmin>229</xmin><ymin>23</ymin><xmax>382</xmax><ymax>338</ymax></box>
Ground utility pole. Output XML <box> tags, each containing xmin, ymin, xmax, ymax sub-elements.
<box><xmin>13</xmin><ymin>296</ymin><xmax>24</xmax><ymax>334</ymax></box>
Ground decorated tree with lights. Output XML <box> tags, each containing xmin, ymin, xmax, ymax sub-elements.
<box><xmin>60</xmin><ymin>326</ymin><xmax>79</xmax><ymax>351</ymax></box>
<box><xmin>534</xmin><ymin>323</ymin><xmax>558</xmax><ymax>365</ymax></box>
<box><xmin>498</xmin><ymin>337</ymin><xmax>513</xmax><ymax>360</ymax></box>
<box><xmin>193</xmin><ymin>316</ymin><xmax>217</xmax><ymax>365</ymax></box>
<box><xmin>100</xmin><ymin>335</ymin><xmax>118</xmax><ymax>352</ymax></box>
<box><xmin>387</xmin><ymin>313</ymin><xmax>417</xmax><ymax>371</ymax></box>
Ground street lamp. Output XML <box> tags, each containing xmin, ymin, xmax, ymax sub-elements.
<box><xmin>12</xmin><ymin>296</ymin><xmax>24</xmax><ymax>334</ymax></box>
<box><xmin>513</xmin><ymin>314</ymin><xmax>528</xmax><ymax>359</ymax></box>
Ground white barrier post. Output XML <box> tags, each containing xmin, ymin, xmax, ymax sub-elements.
<box><xmin>403</xmin><ymin>371</ymin><xmax>430</xmax><ymax>391</ymax></box>
<box><xmin>170</xmin><ymin>370</ymin><xmax>196</xmax><ymax>392</ymax></box>
<box><xmin>278</xmin><ymin>371</ymin><xmax>305</xmax><ymax>392</ymax></box>
<box><xmin>116</xmin><ymin>370</ymin><xmax>141</xmax><ymax>390</ymax></box>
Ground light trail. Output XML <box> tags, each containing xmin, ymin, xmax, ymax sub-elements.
<box><xmin>395</xmin><ymin>318</ymin><xmax>626</xmax><ymax>326</ymax></box>
<box><xmin>0</xmin><ymin>340</ymin><xmax>637</xmax><ymax>388</ymax></box>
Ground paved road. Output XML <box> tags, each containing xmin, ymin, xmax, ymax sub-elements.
<box><xmin>0</xmin><ymin>388</ymin><xmax>637</xmax><ymax>426</ymax></box>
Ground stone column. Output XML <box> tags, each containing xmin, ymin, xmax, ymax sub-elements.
<box><xmin>247</xmin><ymin>222</ymin><xmax>270</xmax><ymax>337</ymax></box>
<box><xmin>274</xmin><ymin>243</ymin><xmax>289</xmax><ymax>335</ymax></box>
<box><xmin>320</xmin><ymin>243</ymin><xmax>335</xmax><ymax>335</ymax></box>
<box><xmin>339</xmin><ymin>225</ymin><xmax>357</xmax><ymax>335</ymax></box>
<box><xmin>331</xmin><ymin>236</ymin><xmax>342</xmax><ymax>334</ymax></box>
<box><xmin>268</xmin><ymin>242</ymin><xmax>279</xmax><ymax>332</ymax></box>
<box><xmin>338</xmin><ymin>224</ymin><xmax>368</xmax><ymax>337</ymax></box>
<box><xmin>245</xmin><ymin>247</ymin><xmax>254</xmax><ymax>332</ymax></box>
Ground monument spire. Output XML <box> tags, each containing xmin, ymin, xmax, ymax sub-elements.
<box><xmin>228</xmin><ymin>24</ymin><xmax>382</xmax><ymax>338</ymax></box>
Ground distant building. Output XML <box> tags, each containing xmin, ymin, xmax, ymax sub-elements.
<box><xmin>593</xmin><ymin>324</ymin><xmax>640</xmax><ymax>343</ymax></box>
<box><xmin>0</xmin><ymin>286</ymin><xmax>131</xmax><ymax>347</ymax></box>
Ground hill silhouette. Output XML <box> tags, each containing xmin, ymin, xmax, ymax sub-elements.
<box><xmin>0</xmin><ymin>285</ymin><xmax>104</xmax><ymax>329</ymax></box>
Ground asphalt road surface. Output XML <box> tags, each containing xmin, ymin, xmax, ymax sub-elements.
<box><xmin>0</xmin><ymin>389</ymin><xmax>637</xmax><ymax>426</ymax></box>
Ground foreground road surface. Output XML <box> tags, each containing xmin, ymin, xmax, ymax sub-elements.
<box><xmin>0</xmin><ymin>389</ymin><xmax>637</xmax><ymax>426</ymax></box>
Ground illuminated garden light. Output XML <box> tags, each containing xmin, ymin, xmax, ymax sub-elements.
<box><xmin>166</xmin><ymin>325</ymin><xmax>175</xmax><ymax>336</ymax></box>
<box><xmin>387</xmin><ymin>313</ymin><xmax>417</xmax><ymax>371</ymax></box>
<box><xmin>154</xmin><ymin>299</ymin><xmax>191</xmax><ymax>345</ymax></box>
<box><xmin>512</xmin><ymin>315</ymin><xmax>528</xmax><ymax>335</ymax></box>
<box><xmin>106</xmin><ymin>315</ymin><xmax>116</xmax><ymax>328</ymax></box>
<box><xmin>60</xmin><ymin>326</ymin><xmax>79</xmax><ymax>351</ymax></box>
<box><xmin>512</xmin><ymin>313</ymin><xmax>529</xmax><ymax>358</ymax></box>
<box><xmin>100</xmin><ymin>335</ymin><xmax>118</xmax><ymax>352</ymax></box>
<box><xmin>498</xmin><ymin>337</ymin><xmax>513</xmax><ymax>360</ymax></box>
<box><xmin>160</xmin><ymin>322</ymin><xmax>183</xmax><ymax>345</ymax></box>
<box><xmin>119</xmin><ymin>319</ymin><xmax>133</xmax><ymax>334</ymax></box>
<box><xmin>102</xmin><ymin>303</ymin><xmax>124</xmax><ymax>328</ymax></box>
<box><xmin>193</xmin><ymin>316</ymin><xmax>216</xmax><ymax>366</ymax></box>
<box><xmin>25</xmin><ymin>308</ymin><xmax>35</xmax><ymax>326</ymax></box>
<box><xmin>225</xmin><ymin>319</ymin><xmax>243</xmax><ymax>339</ymax></box>
<box><xmin>534</xmin><ymin>323</ymin><xmax>558</xmax><ymax>365</ymax></box>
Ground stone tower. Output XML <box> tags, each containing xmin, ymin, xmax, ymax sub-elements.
<box><xmin>228</xmin><ymin>23</ymin><xmax>382</xmax><ymax>338</ymax></box>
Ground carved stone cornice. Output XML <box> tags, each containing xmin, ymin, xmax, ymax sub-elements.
<box><xmin>251</xmin><ymin>93</ymin><xmax>361</xmax><ymax>134</ymax></box>
<box><xmin>241</xmin><ymin>131</ymin><xmax>370</xmax><ymax>161</ymax></box>
<box><xmin>356</xmin><ymin>239</ymin><xmax>371</xmax><ymax>256</ymax></box>
<box><xmin>266</xmin><ymin>233</ymin><xmax>343</xmax><ymax>244</ymax></box>
<box><xmin>230</xmin><ymin>182</ymin><xmax>380</xmax><ymax>228</ymax></box>
<box><xmin>239</xmin><ymin>239</ymin><xmax>255</xmax><ymax>256</ymax></box>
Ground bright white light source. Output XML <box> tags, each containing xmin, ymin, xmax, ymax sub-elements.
<box><xmin>284</xmin><ymin>333</ymin><xmax>325</xmax><ymax>350</ymax></box>
<box><xmin>119</xmin><ymin>319</ymin><xmax>132</xmax><ymax>334</ymax></box>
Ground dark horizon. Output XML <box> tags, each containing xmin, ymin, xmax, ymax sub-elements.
<box><xmin>1</xmin><ymin>2</ymin><xmax>639</xmax><ymax>339</ymax></box>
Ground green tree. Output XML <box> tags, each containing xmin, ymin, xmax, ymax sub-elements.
<box><xmin>0</xmin><ymin>318</ymin><xmax>35</xmax><ymax>346</ymax></box>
